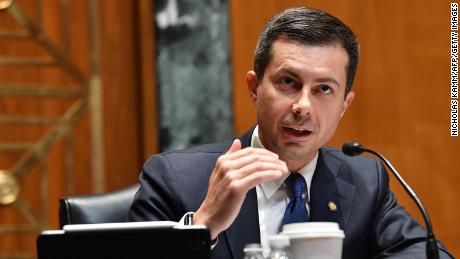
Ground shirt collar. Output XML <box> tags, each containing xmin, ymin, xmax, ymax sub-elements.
<box><xmin>251</xmin><ymin>125</ymin><xmax>318</xmax><ymax>199</ymax></box>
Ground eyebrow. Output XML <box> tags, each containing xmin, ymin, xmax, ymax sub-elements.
<box><xmin>275</xmin><ymin>67</ymin><xmax>341</xmax><ymax>88</ymax></box>
<box><xmin>315</xmin><ymin>77</ymin><xmax>340</xmax><ymax>88</ymax></box>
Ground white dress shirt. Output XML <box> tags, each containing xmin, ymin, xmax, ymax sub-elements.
<box><xmin>251</xmin><ymin>125</ymin><xmax>318</xmax><ymax>256</ymax></box>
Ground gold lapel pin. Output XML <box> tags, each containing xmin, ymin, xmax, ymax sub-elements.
<box><xmin>328</xmin><ymin>201</ymin><xmax>337</xmax><ymax>212</ymax></box>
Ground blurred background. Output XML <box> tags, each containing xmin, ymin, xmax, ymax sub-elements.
<box><xmin>0</xmin><ymin>0</ymin><xmax>458</xmax><ymax>257</ymax></box>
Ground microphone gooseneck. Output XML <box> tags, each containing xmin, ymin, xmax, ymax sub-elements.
<box><xmin>341</xmin><ymin>141</ymin><xmax>439</xmax><ymax>259</ymax></box>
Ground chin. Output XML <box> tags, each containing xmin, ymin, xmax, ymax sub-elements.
<box><xmin>277</xmin><ymin>145</ymin><xmax>316</xmax><ymax>162</ymax></box>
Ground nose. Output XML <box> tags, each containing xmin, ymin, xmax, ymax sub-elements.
<box><xmin>292</xmin><ymin>90</ymin><xmax>312</xmax><ymax>117</ymax></box>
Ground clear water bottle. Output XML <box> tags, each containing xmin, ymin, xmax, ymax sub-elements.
<box><xmin>243</xmin><ymin>243</ymin><xmax>265</xmax><ymax>259</ymax></box>
<box><xmin>268</xmin><ymin>235</ymin><xmax>293</xmax><ymax>259</ymax></box>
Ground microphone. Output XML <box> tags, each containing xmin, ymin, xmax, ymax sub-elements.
<box><xmin>342</xmin><ymin>141</ymin><xmax>439</xmax><ymax>259</ymax></box>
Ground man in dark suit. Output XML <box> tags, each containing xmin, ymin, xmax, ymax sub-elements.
<box><xmin>129</xmin><ymin>7</ymin><xmax>452</xmax><ymax>259</ymax></box>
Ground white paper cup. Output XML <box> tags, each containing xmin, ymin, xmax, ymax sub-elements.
<box><xmin>281</xmin><ymin>222</ymin><xmax>344</xmax><ymax>259</ymax></box>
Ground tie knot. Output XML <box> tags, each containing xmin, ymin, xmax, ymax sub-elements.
<box><xmin>286</xmin><ymin>172</ymin><xmax>306</xmax><ymax>198</ymax></box>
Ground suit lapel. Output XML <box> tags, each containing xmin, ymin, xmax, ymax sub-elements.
<box><xmin>223</xmin><ymin>188</ymin><xmax>260</xmax><ymax>259</ymax></box>
<box><xmin>310</xmin><ymin>149</ymin><xmax>356</xmax><ymax>232</ymax></box>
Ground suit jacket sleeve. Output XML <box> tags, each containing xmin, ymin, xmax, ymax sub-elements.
<box><xmin>128</xmin><ymin>145</ymin><xmax>221</xmax><ymax>222</ymax></box>
<box><xmin>128</xmin><ymin>154</ymin><xmax>185</xmax><ymax>222</ymax></box>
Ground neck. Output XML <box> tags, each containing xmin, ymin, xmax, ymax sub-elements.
<box><xmin>284</xmin><ymin>152</ymin><xmax>317</xmax><ymax>172</ymax></box>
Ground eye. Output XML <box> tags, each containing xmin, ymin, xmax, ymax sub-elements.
<box><xmin>280</xmin><ymin>76</ymin><xmax>295</xmax><ymax>87</ymax></box>
<box><xmin>280</xmin><ymin>76</ymin><xmax>294</xmax><ymax>85</ymax></box>
<box><xmin>318</xmin><ymin>85</ymin><xmax>333</xmax><ymax>94</ymax></box>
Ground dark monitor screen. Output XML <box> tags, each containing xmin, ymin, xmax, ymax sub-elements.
<box><xmin>37</xmin><ymin>222</ymin><xmax>210</xmax><ymax>259</ymax></box>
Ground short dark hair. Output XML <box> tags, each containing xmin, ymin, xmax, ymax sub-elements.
<box><xmin>254</xmin><ymin>7</ymin><xmax>359</xmax><ymax>95</ymax></box>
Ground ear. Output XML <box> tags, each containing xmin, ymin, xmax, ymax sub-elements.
<box><xmin>340</xmin><ymin>91</ymin><xmax>355</xmax><ymax>118</ymax></box>
<box><xmin>245</xmin><ymin>71</ymin><xmax>259</xmax><ymax>104</ymax></box>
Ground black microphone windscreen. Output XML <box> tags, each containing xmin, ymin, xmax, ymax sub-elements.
<box><xmin>342</xmin><ymin>141</ymin><xmax>363</xmax><ymax>156</ymax></box>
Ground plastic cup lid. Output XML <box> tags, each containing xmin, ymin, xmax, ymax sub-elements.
<box><xmin>281</xmin><ymin>222</ymin><xmax>344</xmax><ymax>238</ymax></box>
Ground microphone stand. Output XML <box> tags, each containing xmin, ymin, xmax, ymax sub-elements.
<box><xmin>360</xmin><ymin>147</ymin><xmax>439</xmax><ymax>259</ymax></box>
<box><xmin>342</xmin><ymin>141</ymin><xmax>440</xmax><ymax>259</ymax></box>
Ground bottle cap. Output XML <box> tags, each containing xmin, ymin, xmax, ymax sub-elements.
<box><xmin>243</xmin><ymin>243</ymin><xmax>264</xmax><ymax>253</ymax></box>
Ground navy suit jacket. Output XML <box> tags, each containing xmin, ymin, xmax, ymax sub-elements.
<box><xmin>129</xmin><ymin>129</ymin><xmax>452</xmax><ymax>259</ymax></box>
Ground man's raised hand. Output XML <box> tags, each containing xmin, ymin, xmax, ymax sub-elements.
<box><xmin>193</xmin><ymin>139</ymin><xmax>288</xmax><ymax>240</ymax></box>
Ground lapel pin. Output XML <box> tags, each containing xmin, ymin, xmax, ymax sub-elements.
<box><xmin>328</xmin><ymin>201</ymin><xmax>337</xmax><ymax>212</ymax></box>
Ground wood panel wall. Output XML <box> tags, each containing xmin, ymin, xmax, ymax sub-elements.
<box><xmin>0</xmin><ymin>0</ymin><xmax>156</xmax><ymax>257</ymax></box>
<box><xmin>231</xmin><ymin>0</ymin><xmax>459</xmax><ymax>256</ymax></box>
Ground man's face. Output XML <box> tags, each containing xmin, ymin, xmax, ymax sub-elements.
<box><xmin>246</xmin><ymin>39</ymin><xmax>355</xmax><ymax>170</ymax></box>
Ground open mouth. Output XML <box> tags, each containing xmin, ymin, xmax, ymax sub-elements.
<box><xmin>283</xmin><ymin>127</ymin><xmax>312</xmax><ymax>138</ymax></box>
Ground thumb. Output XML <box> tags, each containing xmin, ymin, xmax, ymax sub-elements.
<box><xmin>226</xmin><ymin>139</ymin><xmax>241</xmax><ymax>154</ymax></box>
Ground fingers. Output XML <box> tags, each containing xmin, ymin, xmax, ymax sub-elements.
<box><xmin>230</xmin><ymin>152</ymin><xmax>287</xmax><ymax>173</ymax></box>
<box><xmin>226</xmin><ymin>139</ymin><xmax>242</xmax><ymax>154</ymax></box>
<box><xmin>234</xmin><ymin>169</ymin><xmax>285</xmax><ymax>193</ymax></box>
<box><xmin>225</xmin><ymin>144</ymin><xmax>279</xmax><ymax>160</ymax></box>
<box><xmin>220</xmin><ymin>157</ymin><xmax>287</xmax><ymax>195</ymax></box>
<box><xmin>233</xmin><ymin>159</ymin><xmax>287</xmax><ymax>178</ymax></box>
<box><xmin>216</xmin><ymin>143</ymin><xmax>288</xmax><ymax>178</ymax></box>
<box><xmin>210</xmin><ymin>141</ymin><xmax>288</xmax><ymax>197</ymax></box>
<box><xmin>217</xmin><ymin>156</ymin><xmax>286</xmax><ymax>182</ymax></box>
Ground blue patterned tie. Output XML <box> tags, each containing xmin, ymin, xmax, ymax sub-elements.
<box><xmin>283</xmin><ymin>172</ymin><xmax>309</xmax><ymax>224</ymax></box>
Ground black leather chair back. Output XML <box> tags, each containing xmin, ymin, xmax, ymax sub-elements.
<box><xmin>59</xmin><ymin>184</ymin><xmax>139</xmax><ymax>228</ymax></box>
